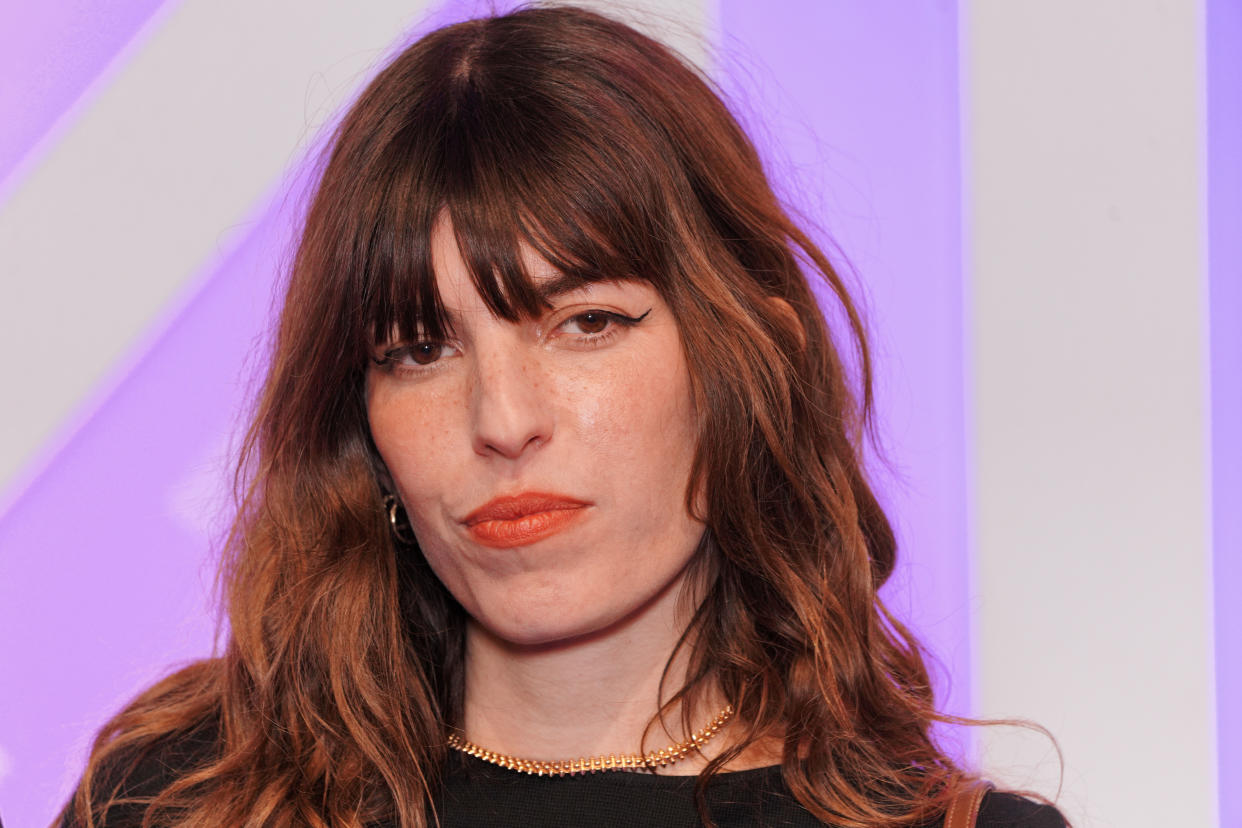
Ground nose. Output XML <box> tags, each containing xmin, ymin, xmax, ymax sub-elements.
<box><xmin>469</xmin><ymin>342</ymin><xmax>553</xmax><ymax>460</ymax></box>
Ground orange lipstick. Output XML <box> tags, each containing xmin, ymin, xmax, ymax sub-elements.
<box><xmin>463</xmin><ymin>492</ymin><xmax>590</xmax><ymax>548</ymax></box>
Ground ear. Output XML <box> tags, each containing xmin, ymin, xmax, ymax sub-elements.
<box><xmin>766</xmin><ymin>295</ymin><xmax>806</xmax><ymax>351</ymax></box>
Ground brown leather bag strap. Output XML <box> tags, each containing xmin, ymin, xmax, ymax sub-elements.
<box><xmin>944</xmin><ymin>780</ymin><xmax>994</xmax><ymax>828</ymax></box>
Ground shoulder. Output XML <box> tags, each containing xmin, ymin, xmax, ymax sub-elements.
<box><xmin>976</xmin><ymin>790</ymin><xmax>1067</xmax><ymax>828</ymax></box>
<box><xmin>61</xmin><ymin>716</ymin><xmax>220</xmax><ymax>827</ymax></box>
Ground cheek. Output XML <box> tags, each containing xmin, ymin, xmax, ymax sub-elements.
<box><xmin>368</xmin><ymin>389</ymin><xmax>475</xmax><ymax>594</ymax></box>
<box><xmin>561</xmin><ymin>347</ymin><xmax>698</xmax><ymax>496</ymax></box>
<box><xmin>367</xmin><ymin>384</ymin><xmax>462</xmax><ymax>503</ymax></box>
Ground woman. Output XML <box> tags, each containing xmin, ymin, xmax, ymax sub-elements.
<box><xmin>61</xmin><ymin>5</ymin><xmax>1065</xmax><ymax>827</ymax></box>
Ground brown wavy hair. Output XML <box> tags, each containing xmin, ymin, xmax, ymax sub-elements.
<box><xmin>60</xmin><ymin>5</ymin><xmax>1047</xmax><ymax>827</ymax></box>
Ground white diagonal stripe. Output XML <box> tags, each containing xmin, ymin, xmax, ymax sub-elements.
<box><xmin>0</xmin><ymin>0</ymin><xmax>441</xmax><ymax>498</ymax></box>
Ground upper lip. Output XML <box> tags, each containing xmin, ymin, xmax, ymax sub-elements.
<box><xmin>462</xmin><ymin>492</ymin><xmax>591</xmax><ymax>525</ymax></box>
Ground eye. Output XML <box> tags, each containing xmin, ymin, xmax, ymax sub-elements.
<box><xmin>372</xmin><ymin>340</ymin><xmax>459</xmax><ymax>373</ymax></box>
<box><xmin>407</xmin><ymin>342</ymin><xmax>447</xmax><ymax>365</ymax></box>
<box><xmin>556</xmin><ymin>308</ymin><xmax>651</xmax><ymax>340</ymax></box>
<box><xmin>561</xmin><ymin>311</ymin><xmax>613</xmax><ymax>335</ymax></box>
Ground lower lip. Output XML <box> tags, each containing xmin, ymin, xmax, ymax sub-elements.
<box><xmin>465</xmin><ymin>506</ymin><xmax>587</xmax><ymax>548</ymax></box>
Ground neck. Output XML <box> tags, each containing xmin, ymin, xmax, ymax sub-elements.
<box><xmin>461</xmin><ymin>567</ymin><xmax>722</xmax><ymax>772</ymax></box>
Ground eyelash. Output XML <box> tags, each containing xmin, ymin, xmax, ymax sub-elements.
<box><xmin>371</xmin><ymin>308</ymin><xmax>652</xmax><ymax>376</ymax></box>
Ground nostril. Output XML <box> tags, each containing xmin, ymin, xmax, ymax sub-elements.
<box><xmin>471</xmin><ymin>386</ymin><xmax>553</xmax><ymax>460</ymax></box>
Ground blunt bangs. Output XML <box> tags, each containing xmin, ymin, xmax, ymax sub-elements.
<box><xmin>349</xmin><ymin>20</ymin><xmax>684</xmax><ymax>355</ymax></box>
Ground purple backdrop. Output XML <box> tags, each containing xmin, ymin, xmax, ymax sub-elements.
<box><xmin>1208</xmin><ymin>1</ymin><xmax>1241</xmax><ymax>824</ymax></box>
<box><xmin>0</xmin><ymin>2</ymin><xmax>968</xmax><ymax>824</ymax></box>
<box><xmin>716</xmin><ymin>0</ymin><xmax>970</xmax><ymax>730</ymax></box>
<box><xmin>0</xmin><ymin>0</ymin><xmax>175</xmax><ymax>199</ymax></box>
<box><xmin>0</xmin><ymin>197</ymin><xmax>285</xmax><ymax>825</ymax></box>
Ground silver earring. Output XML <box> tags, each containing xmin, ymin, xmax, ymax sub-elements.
<box><xmin>384</xmin><ymin>493</ymin><xmax>417</xmax><ymax>545</ymax></box>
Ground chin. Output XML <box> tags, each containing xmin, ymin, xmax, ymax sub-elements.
<box><xmin>468</xmin><ymin>590</ymin><xmax>640</xmax><ymax>650</ymax></box>
<box><xmin>474</xmin><ymin>608</ymin><xmax>612</xmax><ymax>650</ymax></box>
<box><xmin>452</xmin><ymin>546</ymin><xmax>699</xmax><ymax>650</ymax></box>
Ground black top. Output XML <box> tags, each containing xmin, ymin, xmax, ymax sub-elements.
<box><xmin>66</xmin><ymin>732</ymin><xmax>1066</xmax><ymax>828</ymax></box>
<box><xmin>438</xmin><ymin>752</ymin><xmax>1065</xmax><ymax>828</ymax></box>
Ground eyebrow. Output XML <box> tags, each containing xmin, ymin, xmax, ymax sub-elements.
<box><xmin>530</xmin><ymin>271</ymin><xmax>595</xmax><ymax>303</ymax></box>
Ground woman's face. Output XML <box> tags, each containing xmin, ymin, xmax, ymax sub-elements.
<box><xmin>366</xmin><ymin>219</ymin><xmax>705</xmax><ymax>646</ymax></box>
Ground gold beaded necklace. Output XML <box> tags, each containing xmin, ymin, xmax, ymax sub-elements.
<box><xmin>446</xmin><ymin>704</ymin><xmax>734</xmax><ymax>776</ymax></box>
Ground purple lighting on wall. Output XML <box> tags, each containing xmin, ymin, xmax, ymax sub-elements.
<box><xmin>714</xmin><ymin>2</ymin><xmax>969</xmax><ymax>734</ymax></box>
<box><xmin>0</xmin><ymin>205</ymin><xmax>286</xmax><ymax>826</ymax></box>
<box><xmin>1208</xmin><ymin>1</ymin><xmax>1241</xmax><ymax>824</ymax></box>
<box><xmin>0</xmin><ymin>0</ymin><xmax>175</xmax><ymax>195</ymax></box>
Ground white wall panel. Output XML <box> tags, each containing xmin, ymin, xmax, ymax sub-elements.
<box><xmin>965</xmin><ymin>2</ymin><xmax>1215</xmax><ymax>825</ymax></box>
<box><xmin>0</xmin><ymin>0</ymin><xmax>440</xmax><ymax>501</ymax></box>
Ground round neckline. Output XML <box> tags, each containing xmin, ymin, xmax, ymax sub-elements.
<box><xmin>449</xmin><ymin>750</ymin><xmax>785</xmax><ymax>789</ymax></box>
